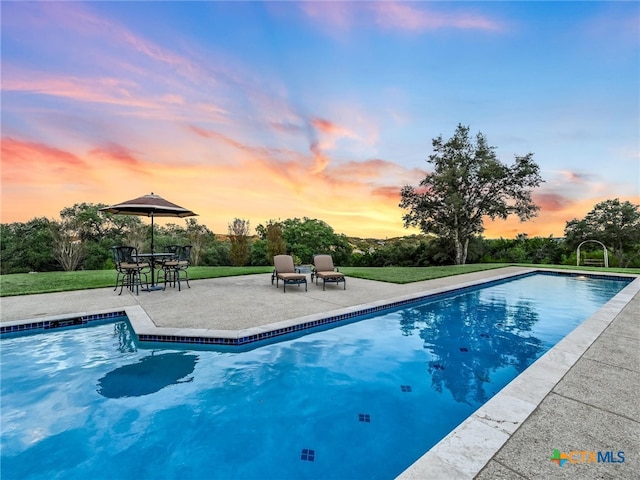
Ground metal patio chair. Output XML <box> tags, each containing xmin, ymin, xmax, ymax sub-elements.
<box><xmin>160</xmin><ymin>245</ymin><xmax>192</xmax><ymax>291</ymax></box>
<box><xmin>112</xmin><ymin>246</ymin><xmax>150</xmax><ymax>295</ymax></box>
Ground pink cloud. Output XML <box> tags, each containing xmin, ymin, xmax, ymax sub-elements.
<box><xmin>312</xmin><ymin>117</ymin><xmax>351</xmax><ymax>136</ymax></box>
<box><xmin>33</xmin><ymin>2</ymin><xmax>208</xmax><ymax>84</ymax></box>
<box><xmin>324</xmin><ymin>159</ymin><xmax>403</xmax><ymax>183</ymax></box>
<box><xmin>269</xmin><ymin>121</ymin><xmax>305</xmax><ymax>135</ymax></box>
<box><xmin>306</xmin><ymin>141</ymin><xmax>329</xmax><ymax>175</ymax></box>
<box><xmin>2</xmin><ymin>69</ymin><xmax>156</xmax><ymax>109</ymax></box>
<box><xmin>1</xmin><ymin>137</ymin><xmax>87</xmax><ymax>184</ymax></box>
<box><xmin>533</xmin><ymin>193</ymin><xmax>573</xmax><ymax>212</ymax></box>
<box><xmin>373</xmin><ymin>2</ymin><xmax>503</xmax><ymax>32</ymax></box>
<box><xmin>88</xmin><ymin>143</ymin><xmax>151</xmax><ymax>175</ymax></box>
<box><xmin>188</xmin><ymin>129</ymin><xmax>412</xmax><ymax>204</ymax></box>
<box><xmin>187</xmin><ymin>124</ymin><xmax>303</xmax><ymax>163</ymax></box>
<box><xmin>371</xmin><ymin>186</ymin><xmax>401</xmax><ymax>201</ymax></box>
<box><xmin>299</xmin><ymin>1</ymin><xmax>504</xmax><ymax>33</ymax></box>
<box><xmin>299</xmin><ymin>2</ymin><xmax>353</xmax><ymax>30</ymax></box>
<box><xmin>556</xmin><ymin>170</ymin><xmax>594</xmax><ymax>183</ymax></box>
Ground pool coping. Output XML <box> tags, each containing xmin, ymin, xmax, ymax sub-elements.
<box><xmin>1</xmin><ymin>267</ymin><xmax>638</xmax><ymax>478</ymax></box>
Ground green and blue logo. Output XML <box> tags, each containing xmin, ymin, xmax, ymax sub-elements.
<box><xmin>550</xmin><ymin>449</ymin><xmax>568</xmax><ymax>467</ymax></box>
<box><xmin>550</xmin><ymin>449</ymin><xmax>624</xmax><ymax>467</ymax></box>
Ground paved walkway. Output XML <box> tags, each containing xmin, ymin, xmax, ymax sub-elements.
<box><xmin>1</xmin><ymin>267</ymin><xmax>638</xmax><ymax>479</ymax></box>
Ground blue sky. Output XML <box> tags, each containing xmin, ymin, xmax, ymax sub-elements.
<box><xmin>1</xmin><ymin>1</ymin><xmax>638</xmax><ymax>238</ymax></box>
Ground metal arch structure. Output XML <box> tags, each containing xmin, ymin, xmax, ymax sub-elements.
<box><xmin>576</xmin><ymin>240</ymin><xmax>609</xmax><ymax>268</ymax></box>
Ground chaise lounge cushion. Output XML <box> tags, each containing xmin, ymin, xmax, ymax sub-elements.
<box><xmin>273</xmin><ymin>255</ymin><xmax>307</xmax><ymax>292</ymax></box>
<box><xmin>313</xmin><ymin>254</ymin><xmax>346</xmax><ymax>290</ymax></box>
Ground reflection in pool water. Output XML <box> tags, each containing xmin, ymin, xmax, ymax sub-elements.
<box><xmin>97</xmin><ymin>352</ymin><xmax>198</xmax><ymax>398</ymax></box>
<box><xmin>398</xmin><ymin>289</ymin><xmax>544</xmax><ymax>405</ymax></box>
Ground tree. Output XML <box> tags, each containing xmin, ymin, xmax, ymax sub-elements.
<box><xmin>124</xmin><ymin>223</ymin><xmax>147</xmax><ymax>254</ymax></box>
<box><xmin>60</xmin><ymin>202</ymin><xmax>143</xmax><ymax>241</ymax></box>
<box><xmin>564</xmin><ymin>199</ymin><xmax>640</xmax><ymax>267</ymax></box>
<box><xmin>59</xmin><ymin>203</ymin><xmax>144</xmax><ymax>269</ymax></box>
<box><xmin>49</xmin><ymin>220</ymin><xmax>85</xmax><ymax>271</ymax></box>
<box><xmin>281</xmin><ymin>217</ymin><xmax>352</xmax><ymax>265</ymax></box>
<box><xmin>265</xmin><ymin>221</ymin><xmax>287</xmax><ymax>261</ymax></box>
<box><xmin>228</xmin><ymin>218</ymin><xmax>251</xmax><ymax>266</ymax></box>
<box><xmin>252</xmin><ymin>220</ymin><xmax>287</xmax><ymax>266</ymax></box>
<box><xmin>400</xmin><ymin>124</ymin><xmax>543</xmax><ymax>264</ymax></box>
<box><xmin>0</xmin><ymin>218</ymin><xmax>58</xmax><ymax>273</ymax></box>
<box><xmin>185</xmin><ymin>218</ymin><xmax>214</xmax><ymax>266</ymax></box>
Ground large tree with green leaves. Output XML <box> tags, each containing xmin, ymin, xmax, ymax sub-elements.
<box><xmin>564</xmin><ymin>198</ymin><xmax>640</xmax><ymax>267</ymax></box>
<box><xmin>400</xmin><ymin>124</ymin><xmax>543</xmax><ymax>265</ymax></box>
<box><xmin>60</xmin><ymin>202</ymin><xmax>143</xmax><ymax>241</ymax></box>
<box><xmin>280</xmin><ymin>217</ymin><xmax>352</xmax><ymax>265</ymax></box>
<box><xmin>60</xmin><ymin>202</ymin><xmax>145</xmax><ymax>269</ymax></box>
<box><xmin>0</xmin><ymin>218</ymin><xmax>58</xmax><ymax>273</ymax></box>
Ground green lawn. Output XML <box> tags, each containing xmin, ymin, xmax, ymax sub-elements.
<box><xmin>1</xmin><ymin>263</ymin><xmax>637</xmax><ymax>297</ymax></box>
<box><xmin>0</xmin><ymin>266</ymin><xmax>272</xmax><ymax>297</ymax></box>
<box><xmin>340</xmin><ymin>264</ymin><xmax>512</xmax><ymax>283</ymax></box>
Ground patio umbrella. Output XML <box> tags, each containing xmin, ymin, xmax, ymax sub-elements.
<box><xmin>100</xmin><ymin>192</ymin><xmax>197</xmax><ymax>287</ymax></box>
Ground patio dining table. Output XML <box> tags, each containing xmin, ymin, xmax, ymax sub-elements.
<box><xmin>135</xmin><ymin>252</ymin><xmax>175</xmax><ymax>291</ymax></box>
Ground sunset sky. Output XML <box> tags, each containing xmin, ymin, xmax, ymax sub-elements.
<box><xmin>1</xmin><ymin>1</ymin><xmax>638</xmax><ymax>239</ymax></box>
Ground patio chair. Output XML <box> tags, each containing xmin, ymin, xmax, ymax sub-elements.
<box><xmin>112</xmin><ymin>246</ymin><xmax>150</xmax><ymax>295</ymax></box>
<box><xmin>160</xmin><ymin>245</ymin><xmax>192</xmax><ymax>291</ymax></box>
<box><xmin>311</xmin><ymin>254</ymin><xmax>346</xmax><ymax>290</ymax></box>
<box><xmin>273</xmin><ymin>255</ymin><xmax>307</xmax><ymax>292</ymax></box>
<box><xmin>156</xmin><ymin>244</ymin><xmax>180</xmax><ymax>285</ymax></box>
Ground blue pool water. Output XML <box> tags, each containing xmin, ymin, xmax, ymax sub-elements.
<box><xmin>0</xmin><ymin>273</ymin><xmax>630</xmax><ymax>479</ymax></box>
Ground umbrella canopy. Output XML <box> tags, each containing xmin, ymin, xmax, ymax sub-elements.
<box><xmin>100</xmin><ymin>192</ymin><xmax>197</xmax><ymax>255</ymax></box>
<box><xmin>100</xmin><ymin>192</ymin><xmax>197</xmax><ymax>218</ymax></box>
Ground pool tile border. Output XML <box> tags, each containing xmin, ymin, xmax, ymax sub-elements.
<box><xmin>0</xmin><ymin>309</ymin><xmax>126</xmax><ymax>335</ymax></box>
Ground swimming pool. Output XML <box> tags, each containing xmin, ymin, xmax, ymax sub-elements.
<box><xmin>0</xmin><ymin>272</ymin><xmax>632</xmax><ymax>479</ymax></box>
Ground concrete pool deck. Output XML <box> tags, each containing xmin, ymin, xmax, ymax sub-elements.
<box><xmin>1</xmin><ymin>266</ymin><xmax>638</xmax><ymax>479</ymax></box>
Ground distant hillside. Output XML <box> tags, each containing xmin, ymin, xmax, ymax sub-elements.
<box><xmin>346</xmin><ymin>235</ymin><xmax>431</xmax><ymax>254</ymax></box>
<box><xmin>213</xmin><ymin>233</ymin><xmax>430</xmax><ymax>254</ymax></box>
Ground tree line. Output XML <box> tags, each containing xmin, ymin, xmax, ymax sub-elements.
<box><xmin>1</xmin><ymin>198</ymin><xmax>638</xmax><ymax>274</ymax></box>
<box><xmin>0</xmin><ymin>208</ymin><xmax>352</xmax><ymax>274</ymax></box>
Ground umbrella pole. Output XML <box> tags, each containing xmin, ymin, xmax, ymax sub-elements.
<box><xmin>146</xmin><ymin>212</ymin><xmax>162</xmax><ymax>291</ymax></box>
<box><xmin>151</xmin><ymin>211</ymin><xmax>155</xmax><ymax>256</ymax></box>
<box><xmin>150</xmin><ymin>211</ymin><xmax>157</xmax><ymax>288</ymax></box>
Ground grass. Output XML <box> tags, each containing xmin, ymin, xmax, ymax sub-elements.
<box><xmin>340</xmin><ymin>263</ymin><xmax>512</xmax><ymax>283</ymax></box>
<box><xmin>1</xmin><ymin>263</ymin><xmax>638</xmax><ymax>297</ymax></box>
<box><xmin>0</xmin><ymin>266</ymin><xmax>272</xmax><ymax>297</ymax></box>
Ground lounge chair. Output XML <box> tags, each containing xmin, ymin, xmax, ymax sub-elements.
<box><xmin>311</xmin><ymin>254</ymin><xmax>346</xmax><ymax>290</ymax></box>
<box><xmin>273</xmin><ymin>255</ymin><xmax>307</xmax><ymax>292</ymax></box>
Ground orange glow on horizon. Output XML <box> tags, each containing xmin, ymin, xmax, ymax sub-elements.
<box><xmin>2</xmin><ymin>135</ymin><xmax>637</xmax><ymax>240</ymax></box>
